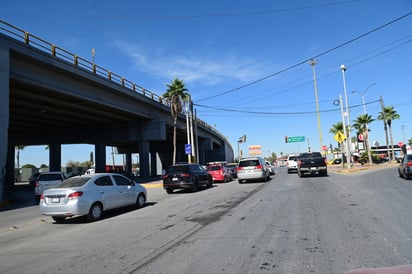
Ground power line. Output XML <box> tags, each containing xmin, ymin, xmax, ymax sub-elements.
<box><xmin>197</xmin><ymin>11</ymin><xmax>412</xmax><ymax>103</ymax></box>
<box><xmin>75</xmin><ymin>1</ymin><xmax>356</xmax><ymax>20</ymax></box>
<box><xmin>194</xmin><ymin>99</ymin><xmax>382</xmax><ymax>116</ymax></box>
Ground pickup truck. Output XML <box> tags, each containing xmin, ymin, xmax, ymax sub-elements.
<box><xmin>297</xmin><ymin>152</ymin><xmax>327</xmax><ymax>177</ymax></box>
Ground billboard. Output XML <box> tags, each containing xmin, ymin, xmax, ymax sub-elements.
<box><xmin>249</xmin><ymin>145</ymin><xmax>262</xmax><ymax>155</ymax></box>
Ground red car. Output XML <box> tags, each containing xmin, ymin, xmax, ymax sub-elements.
<box><xmin>207</xmin><ymin>164</ymin><xmax>232</xmax><ymax>183</ymax></box>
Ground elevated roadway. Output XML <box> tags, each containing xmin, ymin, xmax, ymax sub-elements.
<box><xmin>0</xmin><ymin>20</ymin><xmax>233</xmax><ymax>201</ymax></box>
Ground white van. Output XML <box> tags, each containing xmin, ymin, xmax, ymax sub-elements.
<box><xmin>34</xmin><ymin>171</ymin><xmax>66</xmax><ymax>203</ymax></box>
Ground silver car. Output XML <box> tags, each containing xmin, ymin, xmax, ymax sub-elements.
<box><xmin>40</xmin><ymin>173</ymin><xmax>147</xmax><ymax>222</ymax></box>
<box><xmin>237</xmin><ymin>157</ymin><xmax>270</xmax><ymax>183</ymax></box>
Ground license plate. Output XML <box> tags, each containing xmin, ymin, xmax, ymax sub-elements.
<box><xmin>51</xmin><ymin>197</ymin><xmax>60</xmax><ymax>203</ymax></box>
<box><xmin>172</xmin><ymin>177</ymin><xmax>178</xmax><ymax>181</ymax></box>
<box><xmin>310</xmin><ymin>167</ymin><xmax>318</xmax><ymax>170</ymax></box>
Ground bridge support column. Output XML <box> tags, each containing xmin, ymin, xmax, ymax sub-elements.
<box><xmin>125</xmin><ymin>153</ymin><xmax>132</xmax><ymax>174</ymax></box>
<box><xmin>5</xmin><ymin>144</ymin><xmax>14</xmax><ymax>188</ymax></box>
<box><xmin>0</xmin><ymin>45</ymin><xmax>10</xmax><ymax>202</ymax></box>
<box><xmin>49</xmin><ymin>144</ymin><xmax>61</xmax><ymax>171</ymax></box>
<box><xmin>139</xmin><ymin>141</ymin><xmax>150</xmax><ymax>178</ymax></box>
<box><xmin>95</xmin><ymin>143</ymin><xmax>106</xmax><ymax>173</ymax></box>
<box><xmin>150</xmin><ymin>152</ymin><xmax>157</xmax><ymax>177</ymax></box>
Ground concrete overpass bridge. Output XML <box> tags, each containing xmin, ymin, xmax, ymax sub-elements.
<box><xmin>0</xmin><ymin>20</ymin><xmax>233</xmax><ymax>201</ymax></box>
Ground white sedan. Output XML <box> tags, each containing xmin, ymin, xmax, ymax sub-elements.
<box><xmin>39</xmin><ymin>173</ymin><xmax>147</xmax><ymax>222</ymax></box>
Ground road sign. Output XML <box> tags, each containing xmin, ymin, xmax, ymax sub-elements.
<box><xmin>185</xmin><ymin>144</ymin><xmax>192</xmax><ymax>154</ymax></box>
<box><xmin>287</xmin><ymin>136</ymin><xmax>305</xmax><ymax>143</ymax></box>
<box><xmin>334</xmin><ymin>131</ymin><xmax>346</xmax><ymax>143</ymax></box>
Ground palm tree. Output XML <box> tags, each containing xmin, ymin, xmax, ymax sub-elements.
<box><xmin>15</xmin><ymin>145</ymin><xmax>25</xmax><ymax>170</ymax></box>
<box><xmin>162</xmin><ymin>78</ymin><xmax>189</xmax><ymax>165</ymax></box>
<box><xmin>378</xmin><ymin>106</ymin><xmax>400</xmax><ymax>161</ymax></box>
<box><xmin>329</xmin><ymin>122</ymin><xmax>343</xmax><ymax>135</ymax></box>
<box><xmin>352</xmin><ymin>114</ymin><xmax>374</xmax><ymax>164</ymax></box>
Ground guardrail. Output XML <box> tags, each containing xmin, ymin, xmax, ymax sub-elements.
<box><xmin>0</xmin><ymin>20</ymin><xmax>230</xmax><ymax>145</ymax></box>
<box><xmin>0</xmin><ymin>20</ymin><xmax>163</xmax><ymax>103</ymax></box>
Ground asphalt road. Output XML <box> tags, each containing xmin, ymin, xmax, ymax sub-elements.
<box><xmin>0</xmin><ymin>166</ymin><xmax>411</xmax><ymax>274</ymax></box>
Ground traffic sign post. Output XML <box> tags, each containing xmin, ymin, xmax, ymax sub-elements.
<box><xmin>287</xmin><ymin>136</ymin><xmax>305</xmax><ymax>143</ymax></box>
<box><xmin>334</xmin><ymin>132</ymin><xmax>346</xmax><ymax>143</ymax></box>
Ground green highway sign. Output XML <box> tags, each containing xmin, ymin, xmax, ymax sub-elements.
<box><xmin>287</xmin><ymin>136</ymin><xmax>305</xmax><ymax>143</ymax></box>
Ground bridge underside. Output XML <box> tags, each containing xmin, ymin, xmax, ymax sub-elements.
<box><xmin>0</xmin><ymin>35</ymin><xmax>233</xmax><ymax>202</ymax></box>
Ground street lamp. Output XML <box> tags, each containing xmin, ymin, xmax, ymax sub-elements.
<box><xmin>341</xmin><ymin>64</ymin><xmax>352</xmax><ymax>169</ymax></box>
<box><xmin>309</xmin><ymin>59</ymin><xmax>323</xmax><ymax>151</ymax></box>
<box><xmin>352</xmin><ymin>83</ymin><xmax>376</xmax><ymax>114</ymax></box>
<box><xmin>352</xmin><ymin>83</ymin><xmax>375</xmax><ymax>165</ymax></box>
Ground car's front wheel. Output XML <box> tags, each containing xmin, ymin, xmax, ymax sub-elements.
<box><xmin>135</xmin><ymin>193</ymin><xmax>146</xmax><ymax>208</ymax></box>
<box><xmin>87</xmin><ymin>202</ymin><xmax>103</xmax><ymax>222</ymax></box>
<box><xmin>52</xmin><ymin>216</ymin><xmax>66</xmax><ymax>223</ymax></box>
<box><xmin>207</xmin><ymin>177</ymin><xmax>213</xmax><ymax>188</ymax></box>
<box><xmin>191</xmin><ymin>180</ymin><xmax>199</xmax><ymax>192</ymax></box>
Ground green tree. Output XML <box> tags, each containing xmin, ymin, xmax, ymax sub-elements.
<box><xmin>352</xmin><ymin>114</ymin><xmax>375</xmax><ymax>164</ymax></box>
<box><xmin>329</xmin><ymin>122</ymin><xmax>343</xmax><ymax>135</ymax></box>
<box><xmin>162</xmin><ymin>78</ymin><xmax>189</xmax><ymax>165</ymax></box>
<box><xmin>408</xmin><ymin>137</ymin><xmax>412</xmax><ymax>146</ymax></box>
<box><xmin>378</xmin><ymin>106</ymin><xmax>400</xmax><ymax>161</ymax></box>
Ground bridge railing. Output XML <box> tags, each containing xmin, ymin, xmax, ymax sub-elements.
<box><xmin>0</xmin><ymin>20</ymin><xmax>230</xmax><ymax>146</ymax></box>
<box><xmin>0</xmin><ymin>20</ymin><xmax>164</xmax><ymax>103</ymax></box>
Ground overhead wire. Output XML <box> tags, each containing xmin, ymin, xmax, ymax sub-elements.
<box><xmin>195</xmin><ymin>99</ymin><xmax>382</xmax><ymax>116</ymax></box>
<box><xmin>196</xmin><ymin>11</ymin><xmax>412</xmax><ymax>103</ymax></box>
<box><xmin>76</xmin><ymin>0</ymin><xmax>357</xmax><ymax>20</ymax></box>
<box><xmin>234</xmin><ymin>33</ymin><xmax>412</xmax><ymax>108</ymax></box>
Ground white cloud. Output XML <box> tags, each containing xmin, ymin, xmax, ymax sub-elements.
<box><xmin>113</xmin><ymin>40</ymin><xmax>270</xmax><ymax>86</ymax></box>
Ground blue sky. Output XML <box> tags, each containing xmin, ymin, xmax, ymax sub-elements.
<box><xmin>2</xmin><ymin>0</ymin><xmax>412</xmax><ymax>167</ymax></box>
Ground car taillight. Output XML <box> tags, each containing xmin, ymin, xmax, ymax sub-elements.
<box><xmin>35</xmin><ymin>181</ymin><xmax>39</xmax><ymax>187</ymax></box>
<box><xmin>68</xmin><ymin>191</ymin><xmax>83</xmax><ymax>199</ymax></box>
<box><xmin>255</xmin><ymin>165</ymin><xmax>263</xmax><ymax>170</ymax></box>
<box><xmin>407</xmin><ymin>162</ymin><xmax>412</xmax><ymax>167</ymax></box>
<box><xmin>181</xmin><ymin>173</ymin><xmax>190</xmax><ymax>177</ymax></box>
<box><xmin>298</xmin><ymin>160</ymin><xmax>302</xmax><ymax>167</ymax></box>
<box><xmin>237</xmin><ymin>167</ymin><xmax>243</xmax><ymax>171</ymax></box>
<box><xmin>162</xmin><ymin>175</ymin><xmax>169</xmax><ymax>179</ymax></box>
<box><xmin>40</xmin><ymin>194</ymin><xmax>44</xmax><ymax>200</ymax></box>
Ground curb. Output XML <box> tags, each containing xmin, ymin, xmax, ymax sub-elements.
<box><xmin>141</xmin><ymin>182</ymin><xmax>163</xmax><ymax>189</ymax></box>
<box><xmin>0</xmin><ymin>199</ymin><xmax>10</xmax><ymax>208</ymax></box>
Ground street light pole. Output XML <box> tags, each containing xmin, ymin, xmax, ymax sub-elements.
<box><xmin>309</xmin><ymin>59</ymin><xmax>323</xmax><ymax>152</ymax></box>
<box><xmin>341</xmin><ymin>65</ymin><xmax>352</xmax><ymax>169</ymax></box>
<box><xmin>352</xmin><ymin>83</ymin><xmax>376</xmax><ymax>114</ymax></box>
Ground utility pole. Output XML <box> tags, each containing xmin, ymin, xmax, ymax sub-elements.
<box><xmin>340</xmin><ymin>94</ymin><xmax>350</xmax><ymax>169</ymax></box>
<box><xmin>341</xmin><ymin>65</ymin><xmax>352</xmax><ymax>169</ymax></box>
<box><xmin>380</xmin><ymin>96</ymin><xmax>391</xmax><ymax>161</ymax></box>
<box><xmin>189</xmin><ymin>98</ymin><xmax>196</xmax><ymax>163</ymax></box>
<box><xmin>185</xmin><ymin>98</ymin><xmax>191</xmax><ymax>163</ymax></box>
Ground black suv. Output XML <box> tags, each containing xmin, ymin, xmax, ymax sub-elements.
<box><xmin>162</xmin><ymin>163</ymin><xmax>212</xmax><ymax>194</ymax></box>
